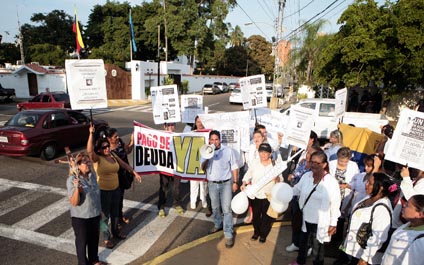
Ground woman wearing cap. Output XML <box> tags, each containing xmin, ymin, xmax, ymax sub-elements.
<box><xmin>240</xmin><ymin>143</ymin><xmax>282</xmax><ymax>243</ymax></box>
<box><xmin>66</xmin><ymin>152</ymin><xmax>105</xmax><ymax>265</ymax></box>
<box><xmin>87</xmin><ymin>124</ymin><xmax>142</xmax><ymax>249</ymax></box>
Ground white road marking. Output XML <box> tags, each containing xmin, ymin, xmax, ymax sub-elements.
<box><xmin>0</xmin><ymin>190</ymin><xmax>45</xmax><ymax>216</ymax></box>
<box><xmin>14</xmin><ymin>197</ymin><xmax>70</xmax><ymax>230</ymax></box>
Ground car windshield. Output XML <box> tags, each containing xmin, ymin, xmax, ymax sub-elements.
<box><xmin>7</xmin><ymin>112</ymin><xmax>42</xmax><ymax>127</ymax></box>
<box><xmin>233</xmin><ymin>88</ymin><xmax>241</xmax><ymax>93</ymax></box>
<box><xmin>53</xmin><ymin>93</ymin><xmax>69</xmax><ymax>101</ymax></box>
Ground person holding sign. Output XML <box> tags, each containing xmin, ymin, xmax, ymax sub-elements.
<box><xmin>201</xmin><ymin>130</ymin><xmax>239</xmax><ymax>248</ymax></box>
<box><xmin>87</xmin><ymin>125</ymin><xmax>141</xmax><ymax>249</ymax></box>
<box><xmin>240</xmin><ymin>143</ymin><xmax>282</xmax><ymax>243</ymax></box>
<box><xmin>189</xmin><ymin>116</ymin><xmax>209</xmax><ymax>210</ymax></box>
<box><xmin>158</xmin><ymin>122</ymin><xmax>185</xmax><ymax>218</ymax></box>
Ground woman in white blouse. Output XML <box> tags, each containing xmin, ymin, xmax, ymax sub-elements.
<box><xmin>289</xmin><ymin>150</ymin><xmax>341</xmax><ymax>265</ymax></box>
<box><xmin>381</xmin><ymin>194</ymin><xmax>424</xmax><ymax>265</ymax></box>
<box><xmin>340</xmin><ymin>172</ymin><xmax>394</xmax><ymax>265</ymax></box>
<box><xmin>240</xmin><ymin>143</ymin><xmax>281</xmax><ymax>243</ymax></box>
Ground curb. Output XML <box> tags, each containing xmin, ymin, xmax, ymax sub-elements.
<box><xmin>107</xmin><ymin>99</ymin><xmax>150</xmax><ymax>107</ymax></box>
<box><xmin>142</xmin><ymin>221</ymin><xmax>291</xmax><ymax>265</ymax></box>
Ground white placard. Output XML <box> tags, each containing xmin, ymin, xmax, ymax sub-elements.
<box><xmin>385</xmin><ymin>109</ymin><xmax>424</xmax><ymax>171</ymax></box>
<box><xmin>251</xmin><ymin>107</ymin><xmax>289</xmax><ymax>147</ymax></box>
<box><xmin>335</xmin><ymin>88</ymin><xmax>347</xmax><ymax>121</ymax></box>
<box><xmin>151</xmin><ymin>85</ymin><xmax>181</xmax><ymax>124</ymax></box>
<box><xmin>181</xmin><ymin>95</ymin><xmax>203</xmax><ymax>123</ymax></box>
<box><xmin>239</xmin><ymin>74</ymin><xmax>267</xmax><ymax>110</ymax></box>
<box><xmin>285</xmin><ymin>105</ymin><xmax>315</xmax><ymax>149</ymax></box>
<box><xmin>65</xmin><ymin>59</ymin><xmax>108</xmax><ymax>110</ymax></box>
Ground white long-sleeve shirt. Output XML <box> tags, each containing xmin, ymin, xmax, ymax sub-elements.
<box><xmin>381</xmin><ymin>222</ymin><xmax>424</xmax><ymax>265</ymax></box>
<box><xmin>343</xmin><ymin>197</ymin><xmax>393</xmax><ymax>264</ymax></box>
<box><xmin>242</xmin><ymin>159</ymin><xmax>282</xmax><ymax>199</ymax></box>
<box><xmin>293</xmin><ymin>171</ymin><xmax>341</xmax><ymax>243</ymax></box>
<box><xmin>392</xmin><ymin>177</ymin><xmax>424</xmax><ymax>228</ymax></box>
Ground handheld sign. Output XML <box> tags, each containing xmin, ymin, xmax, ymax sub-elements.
<box><xmin>239</xmin><ymin>74</ymin><xmax>267</xmax><ymax>110</ymax></box>
<box><xmin>65</xmin><ymin>59</ymin><xmax>108</xmax><ymax>110</ymax></box>
<box><xmin>181</xmin><ymin>95</ymin><xmax>203</xmax><ymax>123</ymax></box>
<box><xmin>151</xmin><ymin>85</ymin><xmax>181</xmax><ymax>124</ymax></box>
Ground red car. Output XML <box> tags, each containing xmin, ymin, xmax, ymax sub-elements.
<box><xmin>17</xmin><ymin>92</ymin><xmax>71</xmax><ymax>111</ymax></box>
<box><xmin>0</xmin><ymin>109</ymin><xmax>108</xmax><ymax>160</ymax></box>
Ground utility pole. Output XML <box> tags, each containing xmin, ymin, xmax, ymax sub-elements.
<box><xmin>162</xmin><ymin>0</ymin><xmax>168</xmax><ymax>62</ymax></box>
<box><xmin>157</xmin><ymin>25</ymin><xmax>161</xmax><ymax>86</ymax></box>
<box><xmin>17</xmin><ymin>10</ymin><xmax>25</xmax><ymax>64</ymax></box>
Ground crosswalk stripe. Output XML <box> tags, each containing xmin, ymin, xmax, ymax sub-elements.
<box><xmin>0</xmin><ymin>190</ymin><xmax>45</xmax><ymax>217</ymax></box>
<box><xmin>14</xmin><ymin>197</ymin><xmax>70</xmax><ymax>231</ymax></box>
<box><xmin>0</xmin><ymin>223</ymin><xmax>136</xmax><ymax>264</ymax></box>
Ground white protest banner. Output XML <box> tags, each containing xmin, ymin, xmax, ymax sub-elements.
<box><xmin>133</xmin><ymin>121</ymin><xmax>209</xmax><ymax>179</ymax></box>
<box><xmin>335</xmin><ymin>88</ymin><xmax>347</xmax><ymax>121</ymax></box>
<box><xmin>65</xmin><ymin>59</ymin><xmax>108</xmax><ymax>110</ymax></box>
<box><xmin>385</xmin><ymin>109</ymin><xmax>424</xmax><ymax>171</ymax></box>
<box><xmin>181</xmin><ymin>95</ymin><xmax>203</xmax><ymax>123</ymax></box>
<box><xmin>251</xmin><ymin>107</ymin><xmax>289</xmax><ymax>148</ymax></box>
<box><xmin>239</xmin><ymin>74</ymin><xmax>267</xmax><ymax>110</ymax></box>
<box><xmin>199</xmin><ymin>111</ymin><xmax>250</xmax><ymax>167</ymax></box>
<box><xmin>285</xmin><ymin>105</ymin><xmax>315</xmax><ymax>149</ymax></box>
<box><xmin>151</xmin><ymin>85</ymin><xmax>181</xmax><ymax>124</ymax></box>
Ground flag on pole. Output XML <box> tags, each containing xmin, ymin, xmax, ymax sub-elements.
<box><xmin>129</xmin><ymin>9</ymin><xmax>137</xmax><ymax>53</ymax></box>
<box><xmin>73</xmin><ymin>10</ymin><xmax>85</xmax><ymax>54</ymax></box>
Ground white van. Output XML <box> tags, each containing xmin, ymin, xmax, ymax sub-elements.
<box><xmin>281</xmin><ymin>98</ymin><xmax>389</xmax><ymax>138</ymax></box>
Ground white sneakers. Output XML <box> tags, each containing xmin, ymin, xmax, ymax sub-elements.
<box><xmin>286</xmin><ymin>243</ymin><xmax>299</xmax><ymax>252</ymax></box>
<box><xmin>286</xmin><ymin>243</ymin><xmax>312</xmax><ymax>256</ymax></box>
<box><xmin>190</xmin><ymin>202</ymin><xmax>196</xmax><ymax>209</ymax></box>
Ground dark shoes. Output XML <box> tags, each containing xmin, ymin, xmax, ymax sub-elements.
<box><xmin>209</xmin><ymin>226</ymin><xmax>222</xmax><ymax>234</ymax></box>
<box><xmin>205</xmin><ymin>208</ymin><xmax>212</xmax><ymax>217</ymax></box>
<box><xmin>259</xmin><ymin>237</ymin><xmax>266</xmax><ymax>243</ymax></box>
<box><xmin>225</xmin><ymin>237</ymin><xmax>234</xmax><ymax>248</ymax></box>
<box><xmin>251</xmin><ymin>234</ymin><xmax>259</xmax><ymax>241</ymax></box>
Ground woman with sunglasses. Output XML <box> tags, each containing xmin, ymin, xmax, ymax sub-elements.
<box><xmin>289</xmin><ymin>150</ymin><xmax>341</xmax><ymax>265</ymax></box>
<box><xmin>87</xmin><ymin>125</ymin><xmax>141</xmax><ymax>249</ymax></box>
<box><xmin>67</xmin><ymin>152</ymin><xmax>105</xmax><ymax>265</ymax></box>
<box><xmin>106</xmin><ymin>128</ymin><xmax>134</xmax><ymax>226</ymax></box>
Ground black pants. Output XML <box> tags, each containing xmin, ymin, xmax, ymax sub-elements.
<box><xmin>100</xmin><ymin>188</ymin><xmax>121</xmax><ymax>239</ymax></box>
<box><xmin>119</xmin><ymin>186</ymin><xmax>125</xmax><ymax>219</ymax></box>
<box><xmin>297</xmin><ymin>222</ymin><xmax>325</xmax><ymax>265</ymax></box>
<box><xmin>290</xmin><ymin>196</ymin><xmax>302</xmax><ymax>246</ymax></box>
<box><xmin>158</xmin><ymin>174</ymin><xmax>181</xmax><ymax>210</ymax></box>
<box><xmin>251</xmin><ymin>198</ymin><xmax>275</xmax><ymax>240</ymax></box>
<box><xmin>72</xmin><ymin>215</ymin><xmax>100</xmax><ymax>265</ymax></box>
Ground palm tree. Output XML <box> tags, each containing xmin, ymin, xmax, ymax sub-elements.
<box><xmin>229</xmin><ymin>25</ymin><xmax>244</xmax><ymax>47</ymax></box>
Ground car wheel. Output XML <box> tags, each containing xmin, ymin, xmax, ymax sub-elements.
<box><xmin>40</xmin><ymin>142</ymin><xmax>57</xmax><ymax>161</ymax></box>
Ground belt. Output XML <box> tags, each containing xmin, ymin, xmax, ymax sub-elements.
<box><xmin>210</xmin><ymin>179</ymin><xmax>231</xmax><ymax>184</ymax></box>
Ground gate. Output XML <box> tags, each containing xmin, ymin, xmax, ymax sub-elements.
<box><xmin>104</xmin><ymin>64</ymin><xmax>132</xmax><ymax>99</ymax></box>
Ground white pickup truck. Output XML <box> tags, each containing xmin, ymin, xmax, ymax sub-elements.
<box><xmin>280</xmin><ymin>98</ymin><xmax>389</xmax><ymax>139</ymax></box>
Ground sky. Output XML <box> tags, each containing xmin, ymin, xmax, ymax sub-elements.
<box><xmin>1</xmin><ymin>0</ymin><xmax>382</xmax><ymax>45</ymax></box>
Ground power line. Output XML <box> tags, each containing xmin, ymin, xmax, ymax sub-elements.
<box><xmin>282</xmin><ymin>0</ymin><xmax>341</xmax><ymax>40</ymax></box>
<box><xmin>258</xmin><ymin>0</ymin><xmax>276</xmax><ymax>19</ymax></box>
<box><xmin>284</xmin><ymin>0</ymin><xmax>316</xmax><ymax>20</ymax></box>
<box><xmin>235</xmin><ymin>1</ymin><xmax>270</xmax><ymax>39</ymax></box>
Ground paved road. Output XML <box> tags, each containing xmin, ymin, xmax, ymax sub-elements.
<box><xmin>0</xmin><ymin>93</ymin><xmax>249</xmax><ymax>265</ymax></box>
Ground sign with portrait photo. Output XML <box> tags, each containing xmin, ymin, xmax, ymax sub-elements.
<box><xmin>385</xmin><ymin>109</ymin><xmax>424</xmax><ymax>171</ymax></box>
<box><xmin>151</xmin><ymin>85</ymin><xmax>181</xmax><ymax>124</ymax></box>
<box><xmin>65</xmin><ymin>59</ymin><xmax>108</xmax><ymax>110</ymax></box>
<box><xmin>239</xmin><ymin>74</ymin><xmax>267</xmax><ymax>110</ymax></box>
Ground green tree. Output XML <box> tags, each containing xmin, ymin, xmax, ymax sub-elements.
<box><xmin>28</xmin><ymin>44</ymin><xmax>66</xmax><ymax>66</ymax></box>
<box><xmin>0</xmin><ymin>43</ymin><xmax>20</xmax><ymax>65</ymax></box>
<box><xmin>244</xmin><ymin>35</ymin><xmax>273</xmax><ymax>78</ymax></box>
<box><xmin>20</xmin><ymin>10</ymin><xmax>74</xmax><ymax>63</ymax></box>
<box><xmin>229</xmin><ymin>25</ymin><xmax>244</xmax><ymax>47</ymax></box>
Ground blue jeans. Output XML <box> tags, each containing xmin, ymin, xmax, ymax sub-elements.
<box><xmin>208</xmin><ymin>180</ymin><xmax>233</xmax><ymax>238</ymax></box>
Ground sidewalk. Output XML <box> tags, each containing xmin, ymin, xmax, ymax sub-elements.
<box><xmin>141</xmin><ymin>221</ymin><xmax>338</xmax><ymax>265</ymax></box>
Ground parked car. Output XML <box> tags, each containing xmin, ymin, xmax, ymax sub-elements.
<box><xmin>213</xmin><ymin>82</ymin><xmax>229</xmax><ymax>93</ymax></box>
<box><xmin>229</xmin><ymin>82</ymin><xmax>239</xmax><ymax>91</ymax></box>
<box><xmin>0</xmin><ymin>83</ymin><xmax>16</xmax><ymax>102</ymax></box>
<box><xmin>229</xmin><ymin>88</ymin><xmax>243</xmax><ymax>104</ymax></box>
<box><xmin>202</xmin><ymin>84</ymin><xmax>220</xmax><ymax>95</ymax></box>
<box><xmin>17</xmin><ymin>92</ymin><xmax>71</xmax><ymax>111</ymax></box>
<box><xmin>266</xmin><ymin>84</ymin><xmax>273</xmax><ymax>101</ymax></box>
<box><xmin>0</xmin><ymin>109</ymin><xmax>109</xmax><ymax>160</ymax></box>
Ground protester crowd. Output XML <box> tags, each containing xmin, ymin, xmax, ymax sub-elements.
<box><xmin>65</xmin><ymin>105</ymin><xmax>424</xmax><ymax>265</ymax></box>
